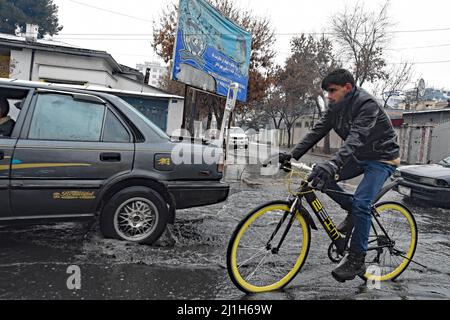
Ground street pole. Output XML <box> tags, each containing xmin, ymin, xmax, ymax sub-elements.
<box><xmin>219</xmin><ymin>83</ymin><xmax>239</xmax><ymax>182</ymax></box>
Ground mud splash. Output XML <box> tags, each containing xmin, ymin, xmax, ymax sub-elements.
<box><xmin>76</xmin><ymin>185</ymin><xmax>283</xmax><ymax>271</ymax></box>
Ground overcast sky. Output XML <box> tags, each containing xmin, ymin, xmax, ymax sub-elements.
<box><xmin>51</xmin><ymin>0</ymin><xmax>450</xmax><ymax>90</ymax></box>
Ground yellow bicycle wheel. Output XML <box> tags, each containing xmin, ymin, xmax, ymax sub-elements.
<box><xmin>227</xmin><ymin>201</ymin><xmax>311</xmax><ymax>293</ymax></box>
<box><xmin>364</xmin><ymin>202</ymin><xmax>418</xmax><ymax>282</ymax></box>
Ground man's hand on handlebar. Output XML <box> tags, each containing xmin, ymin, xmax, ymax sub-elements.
<box><xmin>278</xmin><ymin>152</ymin><xmax>292</xmax><ymax>164</ymax></box>
<box><xmin>308</xmin><ymin>161</ymin><xmax>339</xmax><ymax>191</ymax></box>
<box><xmin>278</xmin><ymin>152</ymin><xmax>293</xmax><ymax>172</ymax></box>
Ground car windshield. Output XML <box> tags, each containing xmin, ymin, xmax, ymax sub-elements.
<box><xmin>439</xmin><ymin>156</ymin><xmax>450</xmax><ymax>166</ymax></box>
<box><xmin>230</xmin><ymin>128</ymin><xmax>243</xmax><ymax>134</ymax></box>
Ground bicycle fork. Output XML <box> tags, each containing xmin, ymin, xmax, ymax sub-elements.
<box><xmin>265</xmin><ymin>199</ymin><xmax>299</xmax><ymax>254</ymax></box>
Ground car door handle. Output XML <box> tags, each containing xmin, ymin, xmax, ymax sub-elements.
<box><xmin>100</xmin><ymin>153</ymin><xmax>121</xmax><ymax>162</ymax></box>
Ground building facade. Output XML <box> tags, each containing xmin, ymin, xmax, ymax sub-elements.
<box><xmin>0</xmin><ymin>30</ymin><xmax>184</xmax><ymax>134</ymax></box>
<box><xmin>136</xmin><ymin>61</ymin><xmax>168</xmax><ymax>88</ymax></box>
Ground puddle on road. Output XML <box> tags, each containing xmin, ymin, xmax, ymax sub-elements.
<box><xmin>1</xmin><ymin>183</ymin><xmax>449</xmax><ymax>300</ymax></box>
<box><xmin>77</xmin><ymin>186</ymin><xmax>283</xmax><ymax>270</ymax></box>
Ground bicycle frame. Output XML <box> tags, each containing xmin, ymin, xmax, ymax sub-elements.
<box><xmin>295</xmin><ymin>182</ymin><xmax>348</xmax><ymax>254</ymax></box>
<box><xmin>272</xmin><ymin>162</ymin><xmax>416</xmax><ymax>261</ymax></box>
<box><xmin>289</xmin><ymin>179</ymin><xmax>403</xmax><ymax>257</ymax></box>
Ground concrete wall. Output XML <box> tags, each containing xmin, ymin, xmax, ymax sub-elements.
<box><xmin>10</xmin><ymin>49</ymin><xmax>117</xmax><ymax>86</ymax></box>
<box><xmin>10</xmin><ymin>49</ymin><xmax>32</xmax><ymax>80</ymax></box>
<box><xmin>430</xmin><ymin>122</ymin><xmax>450</xmax><ymax>163</ymax></box>
<box><xmin>401</xmin><ymin>110</ymin><xmax>450</xmax><ymax>164</ymax></box>
<box><xmin>398</xmin><ymin>123</ymin><xmax>450</xmax><ymax>165</ymax></box>
<box><xmin>404</xmin><ymin>110</ymin><xmax>450</xmax><ymax>126</ymax></box>
<box><xmin>38</xmin><ymin>64</ymin><xmax>117</xmax><ymax>87</ymax></box>
<box><xmin>9</xmin><ymin>49</ymin><xmax>166</xmax><ymax>95</ymax></box>
<box><xmin>280</xmin><ymin>116</ymin><xmax>343</xmax><ymax>152</ymax></box>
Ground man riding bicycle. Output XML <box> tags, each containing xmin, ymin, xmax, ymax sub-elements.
<box><xmin>279</xmin><ymin>69</ymin><xmax>400</xmax><ymax>283</ymax></box>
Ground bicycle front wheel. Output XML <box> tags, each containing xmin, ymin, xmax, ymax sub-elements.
<box><xmin>227</xmin><ymin>201</ymin><xmax>311</xmax><ymax>294</ymax></box>
<box><xmin>365</xmin><ymin>201</ymin><xmax>418</xmax><ymax>282</ymax></box>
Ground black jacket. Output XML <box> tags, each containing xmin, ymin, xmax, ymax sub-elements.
<box><xmin>291</xmin><ymin>87</ymin><xmax>400</xmax><ymax>169</ymax></box>
<box><xmin>0</xmin><ymin>119</ymin><xmax>15</xmax><ymax>137</ymax></box>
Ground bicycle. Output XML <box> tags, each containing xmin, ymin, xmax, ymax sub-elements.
<box><xmin>227</xmin><ymin>160</ymin><xmax>422</xmax><ymax>294</ymax></box>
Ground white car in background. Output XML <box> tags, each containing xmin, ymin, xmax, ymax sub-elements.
<box><xmin>226</xmin><ymin>127</ymin><xmax>249</xmax><ymax>149</ymax></box>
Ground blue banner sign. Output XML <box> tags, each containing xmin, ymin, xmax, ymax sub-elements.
<box><xmin>172</xmin><ymin>0</ymin><xmax>252</xmax><ymax>102</ymax></box>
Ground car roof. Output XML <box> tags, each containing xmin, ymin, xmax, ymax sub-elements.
<box><xmin>0</xmin><ymin>78</ymin><xmax>184</xmax><ymax>100</ymax></box>
<box><xmin>0</xmin><ymin>78</ymin><xmax>118</xmax><ymax>101</ymax></box>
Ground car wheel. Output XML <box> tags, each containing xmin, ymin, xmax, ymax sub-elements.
<box><xmin>100</xmin><ymin>186</ymin><xmax>169</xmax><ymax>245</ymax></box>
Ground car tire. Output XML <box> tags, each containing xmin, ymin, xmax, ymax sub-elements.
<box><xmin>100</xmin><ymin>186</ymin><xmax>169</xmax><ymax>245</ymax></box>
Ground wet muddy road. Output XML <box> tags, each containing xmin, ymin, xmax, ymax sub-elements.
<box><xmin>0</xmin><ymin>176</ymin><xmax>449</xmax><ymax>300</ymax></box>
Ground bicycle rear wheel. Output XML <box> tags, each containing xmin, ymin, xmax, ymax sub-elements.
<box><xmin>227</xmin><ymin>201</ymin><xmax>311</xmax><ymax>293</ymax></box>
<box><xmin>365</xmin><ymin>201</ymin><xmax>418</xmax><ymax>282</ymax></box>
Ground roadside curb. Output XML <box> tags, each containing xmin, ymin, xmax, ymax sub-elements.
<box><xmin>242</xmin><ymin>177</ymin><xmax>263</xmax><ymax>187</ymax></box>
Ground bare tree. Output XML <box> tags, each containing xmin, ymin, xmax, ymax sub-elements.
<box><xmin>280</xmin><ymin>35</ymin><xmax>339</xmax><ymax>117</ymax></box>
<box><xmin>280</xmin><ymin>100</ymin><xmax>314</xmax><ymax>148</ymax></box>
<box><xmin>373</xmin><ymin>62</ymin><xmax>414</xmax><ymax>108</ymax></box>
<box><xmin>261</xmin><ymin>87</ymin><xmax>285</xmax><ymax>130</ymax></box>
<box><xmin>277</xmin><ymin>34</ymin><xmax>339</xmax><ymax>151</ymax></box>
<box><xmin>331</xmin><ymin>1</ymin><xmax>392</xmax><ymax>87</ymax></box>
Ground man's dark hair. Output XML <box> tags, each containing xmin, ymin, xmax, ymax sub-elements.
<box><xmin>321</xmin><ymin>69</ymin><xmax>356</xmax><ymax>91</ymax></box>
<box><xmin>0</xmin><ymin>97</ymin><xmax>9</xmax><ymax>118</ymax></box>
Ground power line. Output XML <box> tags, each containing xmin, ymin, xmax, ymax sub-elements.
<box><xmin>51</xmin><ymin>38</ymin><xmax>450</xmax><ymax>64</ymax></box>
<box><xmin>53</xmin><ymin>31</ymin><xmax>450</xmax><ymax>51</ymax></box>
<box><xmin>67</xmin><ymin>0</ymin><xmax>152</xmax><ymax>23</ymax></box>
<box><xmin>391</xmin><ymin>27</ymin><xmax>450</xmax><ymax>33</ymax></box>
<box><xmin>387</xmin><ymin>43</ymin><xmax>450</xmax><ymax>51</ymax></box>
<box><xmin>53</xmin><ymin>38</ymin><xmax>152</xmax><ymax>41</ymax></box>
<box><xmin>276</xmin><ymin>51</ymin><xmax>450</xmax><ymax>65</ymax></box>
<box><xmin>58</xmin><ymin>34</ymin><xmax>155</xmax><ymax>36</ymax></box>
<box><xmin>405</xmin><ymin>60</ymin><xmax>450</xmax><ymax>65</ymax></box>
<box><xmin>56</xmin><ymin>26</ymin><xmax>450</xmax><ymax>38</ymax></box>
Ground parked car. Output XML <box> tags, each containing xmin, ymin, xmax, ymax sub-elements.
<box><xmin>0</xmin><ymin>79</ymin><xmax>229</xmax><ymax>244</ymax></box>
<box><xmin>226</xmin><ymin>127</ymin><xmax>249</xmax><ymax>149</ymax></box>
<box><xmin>394</xmin><ymin>155</ymin><xmax>450</xmax><ymax>208</ymax></box>
<box><xmin>204</xmin><ymin>129</ymin><xmax>220</xmax><ymax>141</ymax></box>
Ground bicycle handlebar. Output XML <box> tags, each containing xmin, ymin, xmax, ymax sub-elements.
<box><xmin>290</xmin><ymin>162</ymin><xmax>313</xmax><ymax>173</ymax></box>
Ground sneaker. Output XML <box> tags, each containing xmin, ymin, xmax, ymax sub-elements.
<box><xmin>337</xmin><ymin>214</ymin><xmax>354</xmax><ymax>236</ymax></box>
<box><xmin>331</xmin><ymin>251</ymin><xmax>367</xmax><ymax>283</ymax></box>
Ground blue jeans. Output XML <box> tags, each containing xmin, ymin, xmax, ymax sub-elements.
<box><xmin>324</xmin><ymin>157</ymin><xmax>396</xmax><ymax>254</ymax></box>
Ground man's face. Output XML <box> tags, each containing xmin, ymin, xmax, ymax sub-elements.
<box><xmin>326</xmin><ymin>83</ymin><xmax>353</xmax><ymax>104</ymax></box>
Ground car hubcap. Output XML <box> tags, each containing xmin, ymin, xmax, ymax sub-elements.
<box><xmin>114</xmin><ymin>198</ymin><xmax>158</xmax><ymax>242</ymax></box>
